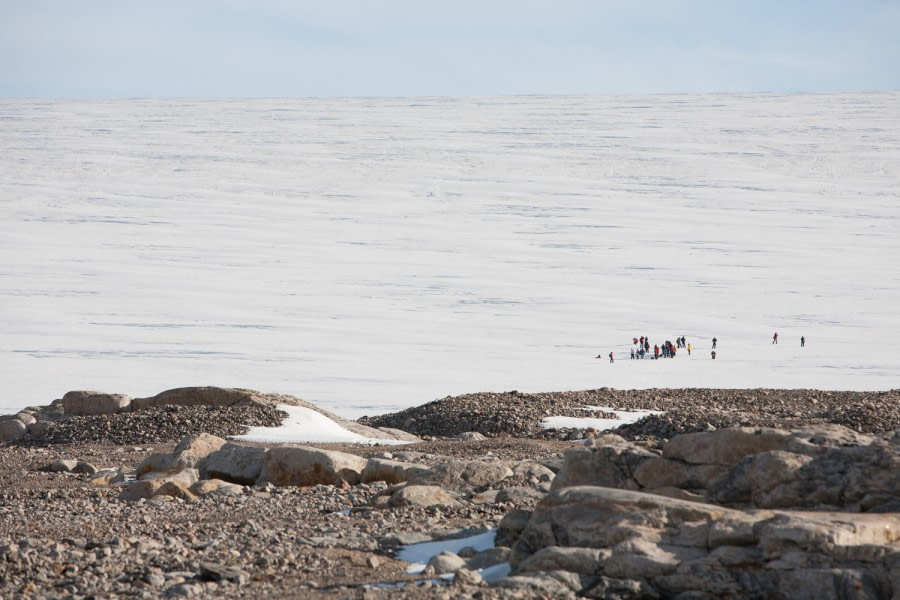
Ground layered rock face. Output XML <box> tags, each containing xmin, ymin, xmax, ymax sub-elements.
<box><xmin>511</xmin><ymin>487</ymin><xmax>900</xmax><ymax>599</ymax></box>
<box><xmin>505</xmin><ymin>424</ymin><xmax>900</xmax><ymax>598</ymax></box>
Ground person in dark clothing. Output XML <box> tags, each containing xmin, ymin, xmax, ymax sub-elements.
<box><xmin>772</xmin><ymin>332</ymin><xmax>778</xmax><ymax>344</ymax></box>
<box><xmin>609</xmin><ymin>352</ymin><xmax>614</xmax><ymax>363</ymax></box>
<box><xmin>711</xmin><ymin>350</ymin><xmax>717</xmax><ymax>360</ymax></box>
<box><xmin>801</xmin><ymin>336</ymin><xmax>805</xmax><ymax>347</ymax></box>
<box><xmin>712</xmin><ymin>337</ymin><xmax>717</xmax><ymax>349</ymax></box>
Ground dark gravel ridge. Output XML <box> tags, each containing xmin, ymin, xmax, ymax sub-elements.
<box><xmin>11</xmin><ymin>404</ymin><xmax>287</xmax><ymax>447</ymax></box>
<box><xmin>358</xmin><ymin>388</ymin><xmax>900</xmax><ymax>440</ymax></box>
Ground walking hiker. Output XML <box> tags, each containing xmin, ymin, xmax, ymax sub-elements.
<box><xmin>712</xmin><ymin>337</ymin><xmax>717</xmax><ymax>349</ymax></box>
<box><xmin>687</xmin><ymin>343</ymin><xmax>691</xmax><ymax>355</ymax></box>
<box><xmin>801</xmin><ymin>336</ymin><xmax>805</xmax><ymax>347</ymax></box>
<box><xmin>772</xmin><ymin>332</ymin><xmax>778</xmax><ymax>344</ymax></box>
<box><xmin>609</xmin><ymin>352</ymin><xmax>614</xmax><ymax>363</ymax></box>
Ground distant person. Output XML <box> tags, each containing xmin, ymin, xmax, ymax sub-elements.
<box><xmin>711</xmin><ymin>350</ymin><xmax>717</xmax><ymax>360</ymax></box>
<box><xmin>772</xmin><ymin>332</ymin><xmax>778</xmax><ymax>344</ymax></box>
<box><xmin>609</xmin><ymin>352</ymin><xmax>614</xmax><ymax>363</ymax></box>
<box><xmin>687</xmin><ymin>343</ymin><xmax>692</xmax><ymax>355</ymax></box>
<box><xmin>801</xmin><ymin>336</ymin><xmax>805</xmax><ymax>347</ymax></box>
<box><xmin>630</xmin><ymin>348</ymin><xmax>635</xmax><ymax>360</ymax></box>
<box><xmin>712</xmin><ymin>337</ymin><xmax>717</xmax><ymax>349</ymax></box>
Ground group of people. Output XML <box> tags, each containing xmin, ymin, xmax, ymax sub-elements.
<box><xmin>601</xmin><ymin>333</ymin><xmax>805</xmax><ymax>363</ymax></box>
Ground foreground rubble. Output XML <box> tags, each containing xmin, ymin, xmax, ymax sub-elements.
<box><xmin>3</xmin><ymin>386</ymin><xmax>900</xmax><ymax>598</ymax></box>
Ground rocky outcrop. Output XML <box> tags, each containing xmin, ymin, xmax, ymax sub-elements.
<box><xmin>510</xmin><ymin>486</ymin><xmax>900</xmax><ymax>599</ymax></box>
<box><xmin>62</xmin><ymin>391</ymin><xmax>132</xmax><ymax>416</ymax></box>
<box><xmin>361</xmin><ymin>458</ymin><xmax>428</xmax><ymax>485</ymax></box>
<box><xmin>361</xmin><ymin>388</ymin><xmax>900</xmax><ymax>439</ymax></box>
<box><xmin>551</xmin><ymin>426</ymin><xmax>900</xmax><ymax>513</ymax></box>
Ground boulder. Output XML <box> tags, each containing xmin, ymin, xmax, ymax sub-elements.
<box><xmin>496</xmin><ymin>508</ymin><xmax>533</xmax><ymax>548</ymax></box>
<box><xmin>205</xmin><ymin>443</ymin><xmax>267</xmax><ymax>485</ymax></box>
<box><xmin>135</xmin><ymin>433</ymin><xmax>227</xmax><ymax>478</ymax></box>
<box><xmin>131</xmin><ymin>387</ymin><xmax>256</xmax><ymax>411</ymax></box>
<box><xmin>512</xmin><ymin>461</ymin><xmax>556</xmax><ymax>482</ymax></box>
<box><xmin>453</xmin><ymin>568</ymin><xmax>485</xmax><ymax>586</ymax></box>
<box><xmin>388</xmin><ymin>485</ymin><xmax>462</xmax><ymax>508</ymax></box>
<box><xmin>662</xmin><ymin>428</ymin><xmax>789</xmax><ymax>466</ymax></box>
<box><xmin>15</xmin><ymin>412</ymin><xmax>36</xmax><ymax>426</ymax></box>
<box><xmin>551</xmin><ymin>435</ymin><xmax>656</xmax><ymax>491</ymax></box>
<box><xmin>61</xmin><ymin>391</ymin><xmax>132</xmax><ymax>416</ymax></box>
<box><xmin>42</xmin><ymin>459</ymin><xmax>78</xmax><ymax>473</ymax></box>
<box><xmin>425</xmin><ymin>551</ymin><xmax>466</xmax><ymax>575</ymax></box>
<box><xmin>407</xmin><ymin>459</ymin><xmax>513</xmax><ymax>489</ymax></box>
<box><xmin>257</xmin><ymin>446</ymin><xmax>367</xmax><ymax>487</ymax></box>
<box><xmin>462</xmin><ymin>461</ymin><xmax>514</xmax><ymax>487</ymax></box>
<box><xmin>515</xmin><ymin>546</ymin><xmax>611</xmax><ymax>576</ymax></box>
<box><xmin>190</xmin><ymin>479</ymin><xmax>244</xmax><ymax>497</ymax></box>
<box><xmin>0</xmin><ymin>418</ymin><xmax>27</xmax><ymax>442</ymax></box>
<box><xmin>87</xmin><ymin>468</ymin><xmax>128</xmax><ymax>486</ymax></box>
<box><xmin>119</xmin><ymin>469</ymin><xmax>199</xmax><ymax>502</ymax></box>
<box><xmin>361</xmin><ymin>458</ymin><xmax>428</xmax><ymax>485</ymax></box>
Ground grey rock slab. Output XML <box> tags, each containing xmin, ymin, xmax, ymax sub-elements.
<box><xmin>205</xmin><ymin>443</ymin><xmax>266</xmax><ymax>486</ymax></box>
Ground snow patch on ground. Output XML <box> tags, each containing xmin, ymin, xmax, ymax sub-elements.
<box><xmin>398</xmin><ymin>530</ymin><xmax>496</xmax><ymax>574</ymax></box>
<box><xmin>542</xmin><ymin>407</ymin><xmax>663</xmax><ymax>431</ymax></box>
<box><xmin>231</xmin><ymin>404</ymin><xmax>411</xmax><ymax>445</ymax></box>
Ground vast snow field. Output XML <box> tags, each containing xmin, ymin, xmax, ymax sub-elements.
<box><xmin>2</xmin><ymin>93</ymin><xmax>899</xmax><ymax>418</ymax></box>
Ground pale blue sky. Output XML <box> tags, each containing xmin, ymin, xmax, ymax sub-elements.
<box><xmin>1</xmin><ymin>0</ymin><xmax>898</xmax><ymax>97</ymax></box>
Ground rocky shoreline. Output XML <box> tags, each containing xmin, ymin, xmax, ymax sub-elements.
<box><xmin>2</xmin><ymin>386</ymin><xmax>900</xmax><ymax>599</ymax></box>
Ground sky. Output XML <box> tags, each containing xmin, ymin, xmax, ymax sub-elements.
<box><xmin>1</xmin><ymin>0</ymin><xmax>898</xmax><ymax>97</ymax></box>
